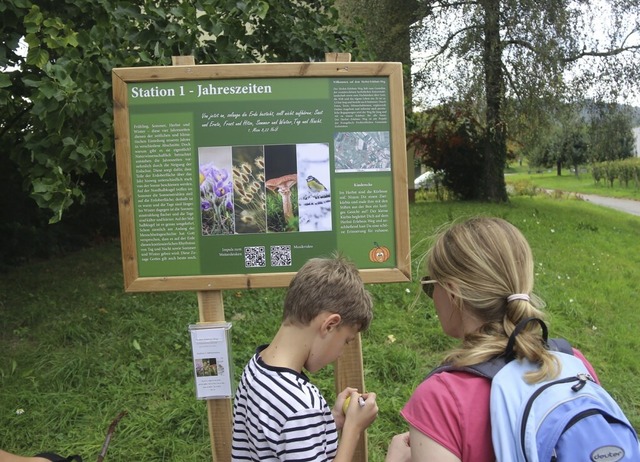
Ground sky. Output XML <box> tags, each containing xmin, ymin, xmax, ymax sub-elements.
<box><xmin>410</xmin><ymin>1</ymin><xmax>640</xmax><ymax>110</ymax></box>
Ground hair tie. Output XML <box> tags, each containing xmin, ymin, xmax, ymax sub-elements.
<box><xmin>507</xmin><ymin>293</ymin><xmax>530</xmax><ymax>303</ymax></box>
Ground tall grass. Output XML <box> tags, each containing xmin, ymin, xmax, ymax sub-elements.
<box><xmin>1</xmin><ymin>196</ymin><xmax>639</xmax><ymax>461</ymax></box>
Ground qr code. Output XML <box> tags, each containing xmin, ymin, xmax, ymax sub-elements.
<box><xmin>244</xmin><ymin>246</ymin><xmax>266</xmax><ymax>268</ymax></box>
<box><xmin>270</xmin><ymin>245</ymin><xmax>292</xmax><ymax>267</ymax></box>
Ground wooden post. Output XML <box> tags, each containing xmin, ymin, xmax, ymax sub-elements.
<box><xmin>198</xmin><ymin>290</ymin><xmax>232</xmax><ymax>462</ymax></box>
<box><xmin>172</xmin><ymin>55</ymin><xmax>196</xmax><ymax>66</ymax></box>
<box><xmin>171</xmin><ymin>55</ymin><xmax>232</xmax><ymax>462</ymax></box>
<box><xmin>326</xmin><ymin>51</ymin><xmax>368</xmax><ymax>462</ymax></box>
<box><xmin>334</xmin><ymin>334</ymin><xmax>367</xmax><ymax>461</ymax></box>
<box><xmin>325</xmin><ymin>52</ymin><xmax>352</xmax><ymax>62</ymax></box>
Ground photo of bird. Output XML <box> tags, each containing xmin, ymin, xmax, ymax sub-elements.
<box><xmin>306</xmin><ymin>175</ymin><xmax>328</xmax><ymax>192</ymax></box>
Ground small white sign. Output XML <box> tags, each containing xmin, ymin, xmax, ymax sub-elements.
<box><xmin>189</xmin><ymin>323</ymin><xmax>233</xmax><ymax>399</ymax></box>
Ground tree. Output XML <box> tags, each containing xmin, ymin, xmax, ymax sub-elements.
<box><xmin>558</xmin><ymin>125</ymin><xmax>589</xmax><ymax>176</ymax></box>
<box><xmin>588</xmin><ymin>103</ymin><xmax>636</xmax><ymax>163</ymax></box>
<box><xmin>411</xmin><ymin>0</ymin><xmax>640</xmax><ymax>202</ymax></box>
<box><xmin>527</xmin><ymin>103</ymin><xmax>589</xmax><ymax>176</ymax></box>
<box><xmin>408</xmin><ymin>103</ymin><xmax>485</xmax><ymax>200</ymax></box>
<box><xmin>0</xmin><ymin>0</ymin><xmax>366</xmax><ymax>225</ymax></box>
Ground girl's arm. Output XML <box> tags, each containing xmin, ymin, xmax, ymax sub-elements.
<box><xmin>409</xmin><ymin>425</ymin><xmax>461</xmax><ymax>462</ymax></box>
<box><xmin>0</xmin><ymin>450</ymin><xmax>49</xmax><ymax>462</ymax></box>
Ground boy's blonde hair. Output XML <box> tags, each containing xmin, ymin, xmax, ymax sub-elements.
<box><xmin>427</xmin><ymin>217</ymin><xmax>559</xmax><ymax>383</ymax></box>
<box><xmin>283</xmin><ymin>253</ymin><xmax>373</xmax><ymax>331</ymax></box>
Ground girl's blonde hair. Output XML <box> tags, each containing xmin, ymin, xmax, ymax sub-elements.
<box><xmin>427</xmin><ymin>217</ymin><xmax>560</xmax><ymax>383</ymax></box>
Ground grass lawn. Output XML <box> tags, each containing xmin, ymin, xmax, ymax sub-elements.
<box><xmin>2</xmin><ymin>195</ymin><xmax>640</xmax><ymax>461</ymax></box>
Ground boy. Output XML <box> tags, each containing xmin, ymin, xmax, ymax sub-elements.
<box><xmin>231</xmin><ymin>254</ymin><xmax>378</xmax><ymax>461</ymax></box>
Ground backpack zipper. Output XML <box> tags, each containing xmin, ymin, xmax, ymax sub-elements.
<box><xmin>563</xmin><ymin>408</ymin><xmax>600</xmax><ymax>431</ymax></box>
<box><xmin>520</xmin><ymin>374</ymin><xmax>591</xmax><ymax>462</ymax></box>
<box><xmin>549</xmin><ymin>409</ymin><xmax>602</xmax><ymax>462</ymax></box>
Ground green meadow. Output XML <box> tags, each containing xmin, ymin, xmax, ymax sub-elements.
<box><xmin>2</xmin><ymin>193</ymin><xmax>640</xmax><ymax>461</ymax></box>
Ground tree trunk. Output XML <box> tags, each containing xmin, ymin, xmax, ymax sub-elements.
<box><xmin>480</xmin><ymin>0</ymin><xmax>508</xmax><ymax>202</ymax></box>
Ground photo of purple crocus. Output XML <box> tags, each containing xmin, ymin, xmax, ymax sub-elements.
<box><xmin>199</xmin><ymin>162</ymin><xmax>235</xmax><ymax>235</ymax></box>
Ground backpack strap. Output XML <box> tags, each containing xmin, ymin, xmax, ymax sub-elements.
<box><xmin>548</xmin><ymin>337</ymin><xmax>573</xmax><ymax>355</ymax></box>
<box><xmin>35</xmin><ymin>453</ymin><xmax>83</xmax><ymax>462</ymax></box>
<box><xmin>426</xmin><ymin>318</ymin><xmax>574</xmax><ymax>381</ymax></box>
<box><xmin>426</xmin><ymin>356</ymin><xmax>507</xmax><ymax>380</ymax></box>
<box><xmin>466</xmin><ymin>337</ymin><xmax>574</xmax><ymax>379</ymax></box>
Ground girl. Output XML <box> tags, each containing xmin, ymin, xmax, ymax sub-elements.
<box><xmin>386</xmin><ymin>217</ymin><xmax>598</xmax><ymax>462</ymax></box>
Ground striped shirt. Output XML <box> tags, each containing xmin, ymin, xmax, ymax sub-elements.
<box><xmin>231</xmin><ymin>345</ymin><xmax>338</xmax><ymax>461</ymax></box>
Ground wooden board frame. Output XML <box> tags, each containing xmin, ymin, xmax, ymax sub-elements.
<box><xmin>112</xmin><ymin>62</ymin><xmax>411</xmax><ymax>292</ymax></box>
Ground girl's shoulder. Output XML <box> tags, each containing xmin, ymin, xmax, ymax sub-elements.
<box><xmin>413</xmin><ymin>368</ymin><xmax>491</xmax><ymax>406</ymax></box>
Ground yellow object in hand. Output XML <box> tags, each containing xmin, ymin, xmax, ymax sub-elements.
<box><xmin>342</xmin><ymin>394</ymin><xmax>365</xmax><ymax>414</ymax></box>
<box><xmin>342</xmin><ymin>396</ymin><xmax>352</xmax><ymax>414</ymax></box>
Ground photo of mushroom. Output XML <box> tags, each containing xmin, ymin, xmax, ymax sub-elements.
<box><xmin>231</xmin><ymin>146</ymin><xmax>267</xmax><ymax>234</ymax></box>
<box><xmin>198</xmin><ymin>147</ymin><xmax>235</xmax><ymax>235</ymax></box>
<box><xmin>334</xmin><ymin>131</ymin><xmax>391</xmax><ymax>172</ymax></box>
<box><xmin>264</xmin><ymin>144</ymin><xmax>299</xmax><ymax>233</ymax></box>
<box><xmin>296</xmin><ymin>143</ymin><xmax>332</xmax><ymax>232</ymax></box>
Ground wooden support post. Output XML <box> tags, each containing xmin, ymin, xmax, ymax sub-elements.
<box><xmin>334</xmin><ymin>334</ymin><xmax>367</xmax><ymax>461</ymax></box>
<box><xmin>172</xmin><ymin>55</ymin><xmax>196</xmax><ymax>66</ymax></box>
<box><xmin>198</xmin><ymin>290</ymin><xmax>232</xmax><ymax>462</ymax></box>
<box><xmin>325</xmin><ymin>52</ymin><xmax>352</xmax><ymax>62</ymax></box>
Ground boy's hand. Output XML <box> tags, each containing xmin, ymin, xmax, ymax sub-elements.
<box><xmin>330</xmin><ymin>390</ymin><xmax>379</xmax><ymax>462</ymax></box>
<box><xmin>342</xmin><ymin>391</ymin><xmax>378</xmax><ymax>433</ymax></box>
<box><xmin>333</xmin><ymin>387</ymin><xmax>358</xmax><ymax>430</ymax></box>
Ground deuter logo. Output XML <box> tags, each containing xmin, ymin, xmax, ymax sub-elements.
<box><xmin>590</xmin><ymin>446</ymin><xmax>625</xmax><ymax>462</ymax></box>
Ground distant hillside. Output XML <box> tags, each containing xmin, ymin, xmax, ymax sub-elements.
<box><xmin>580</xmin><ymin>99</ymin><xmax>640</xmax><ymax>125</ymax></box>
<box><xmin>628</xmin><ymin>105</ymin><xmax>640</xmax><ymax>126</ymax></box>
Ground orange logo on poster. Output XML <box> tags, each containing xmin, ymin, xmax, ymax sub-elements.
<box><xmin>369</xmin><ymin>243</ymin><xmax>390</xmax><ymax>263</ymax></box>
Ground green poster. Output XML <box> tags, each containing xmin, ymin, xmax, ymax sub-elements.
<box><xmin>117</xmin><ymin>68</ymin><xmax>407</xmax><ymax>283</ymax></box>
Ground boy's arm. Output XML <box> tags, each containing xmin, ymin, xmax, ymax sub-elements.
<box><xmin>332</xmin><ymin>393</ymin><xmax>378</xmax><ymax>462</ymax></box>
<box><xmin>332</xmin><ymin>424</ymin><xmax>364</xmax><ymax>462</ymax></box>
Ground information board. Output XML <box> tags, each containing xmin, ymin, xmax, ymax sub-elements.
<box><xmin>112</xmin><ymin>62</ymin><xmax>410</xmax><ymax>292</ymax></box>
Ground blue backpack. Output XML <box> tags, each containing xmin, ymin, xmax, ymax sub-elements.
<box><xmin>429</xmin><ymin>317</ymin><xmax>640</xmax><ymax>462</ymax></box>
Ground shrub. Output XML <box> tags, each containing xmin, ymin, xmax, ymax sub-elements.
<box><xmin>591</xmin><ymin>158</ymin><xmax>640</xmax><ymax>189</ymax></box>
<box><xmin>508</xmin><ymin>180</ymin><xmax>540</xmax><ymax>197</ymax></box>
